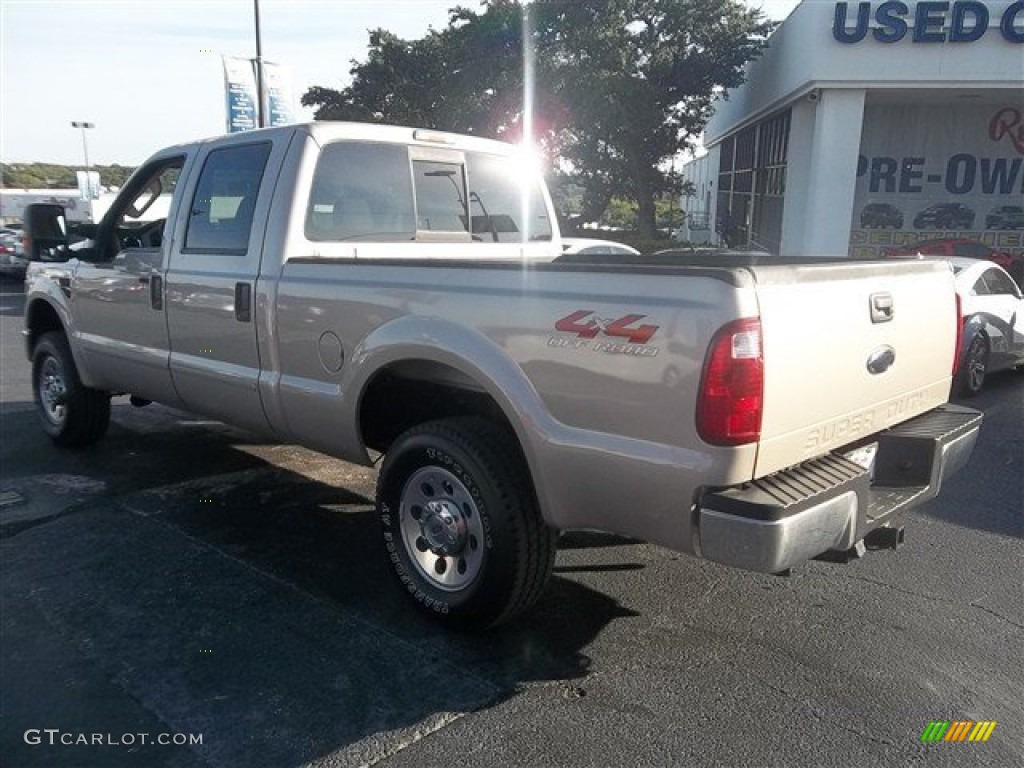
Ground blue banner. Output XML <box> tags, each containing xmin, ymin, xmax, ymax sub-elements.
<box><xmin>223</xmin><ymin>56</ymin><xmax>258</xmax><ymax>133</ymax></box>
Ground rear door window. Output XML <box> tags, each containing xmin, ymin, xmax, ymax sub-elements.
<box><xmin>185</xmin><ymin>143</ymin><xmax>271</xmax><ymax>253</ymax></box>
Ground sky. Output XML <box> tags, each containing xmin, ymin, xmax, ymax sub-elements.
<box><xmin>1</xmin><ymin>0</ymin><xmax>801</xmax><ymax>166</ymax></box>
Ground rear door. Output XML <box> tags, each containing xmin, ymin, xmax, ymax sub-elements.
<box><xmin>750</xmin><ymin>259</ymin><xmax>957</xmax><ymax>477</ymax></box>
<box><xmin>165</xmin><ymin>135</ymin><xmax>289</xmax><ymax>434</ymax></box>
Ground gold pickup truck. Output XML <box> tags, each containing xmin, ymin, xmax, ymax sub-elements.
<box><xmin>22</xmin><ymin>122</ymin><xmax>981</xmax><ymax>628</ymax></box>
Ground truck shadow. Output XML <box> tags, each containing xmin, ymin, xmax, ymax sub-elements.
<box><xmin>1</xmin><ymin>401</ymin><xmax>638</xmax><ymax>767</ymax></box>
<box><xmin>936</xmin><ymin>371</ymin><xmax>1023</xmax><ymax>540</ymax></box>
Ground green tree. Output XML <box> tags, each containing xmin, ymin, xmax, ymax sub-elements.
<box><xmin>303</xmin><ymin>0</ymin><xmax>772</xmax><ymax>238</ymax></box>
<box><xmin>2</xmin><ymin>162</ymin><xmax>136</xmax><ymax>190</ymax></box>
<box><xmin>303</xmin><ymin>4</ymin><xmax>528</xmax><ymax>138</ymax></box>
<box><xmin>602</xmin><ymin>197</ymin><xmax>637</xmax><ymax>230</ymax></box>
<box><xmin>656</xmin><ymin>197</ymin><xmax>685</xmax><ymax>230</ymax></box>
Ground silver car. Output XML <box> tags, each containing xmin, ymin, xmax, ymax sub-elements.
<box><xmin>0</xmin><ymin>232</ymin><xmax>28</xmax><ymax>278</ymax></box>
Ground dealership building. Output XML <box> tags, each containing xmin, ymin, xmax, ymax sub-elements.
<box><xmin>679</xmin><ymin>0</ymin><xmax>1024</xmax><ymax>259</ymax></box>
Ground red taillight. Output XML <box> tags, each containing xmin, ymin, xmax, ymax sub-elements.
<box><xmin>697</xmin><ymin>317</ymin><xmax>764</xmax><ymax>446</ymax></box>
<box><xmin>952</xmin><ymin>292</ymin><xmax>964</xmax><ymax>374</ymax></box>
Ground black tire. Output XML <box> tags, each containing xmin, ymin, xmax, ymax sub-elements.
<box><xmin>957</xmin><ymin>334</ymin><xmax>988</xmax><ymax>398</ymax></box>
<box><xmin>377</xmin><ymin>417</ymin><xmax>557</xmax><ymax>629</ymax></box>
<box><xmin>32</xmin><ymin>331</ymin><xmax>110</xmax><ymax>447</ymax></box>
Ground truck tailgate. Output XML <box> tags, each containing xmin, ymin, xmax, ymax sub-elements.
<box><xmin>751</xmin><ymin>259</ymin><xmax>957</xmax><ymax>478</ymax></box>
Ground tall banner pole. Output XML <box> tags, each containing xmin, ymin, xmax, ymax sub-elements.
<box><xmin>254</xmin><ymin>0</ymin><xmax>265</xmax><ymax>128</ymax></box>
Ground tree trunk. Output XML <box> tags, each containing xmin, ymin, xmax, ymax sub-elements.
<box><xmin>635</xmin><ymin>192</ymin><xmax>657</xmax><ymax>239</ymax></box>
<box><xmin>627</xmin><ymin>146</ymin><xmax>657</xmax><ymax>239</ymax></box>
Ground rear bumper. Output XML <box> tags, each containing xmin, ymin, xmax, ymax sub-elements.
<box><xmin>697</xmin><ymin>404</ymin><xmax>982</xmax><ymax>573</ymax></box>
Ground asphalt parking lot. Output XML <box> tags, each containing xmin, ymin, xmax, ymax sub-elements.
<box><xmin>1</xmin><ymin>276</ymin><xmax>1021</xmax><ymax>768</ymax></box>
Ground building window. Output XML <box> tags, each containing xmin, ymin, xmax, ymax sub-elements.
<box><xmin>717</xmin><ymin>109</ymin><xmax>791</xmax><ymax>253</ymax></box>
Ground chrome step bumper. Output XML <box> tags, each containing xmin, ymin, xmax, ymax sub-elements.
<box><xmin>697</xmin><ymin>404</ymin><xmax>983</xmax><ymax>573</ymax></box>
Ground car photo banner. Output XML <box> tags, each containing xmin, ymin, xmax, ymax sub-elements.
<box><xmin>223</xmin><ymin>57</ymin><xmax>295</xmax><ymax>133</ymax></box>
<box><xmin>223</xmin><ymin>56</ymin><xmax>259</xmax><ymax>133</ymax></box>
<box><xmin>849</xmin><ymin>102</ymin><xmax>1024</xmax><ymax>258</ymax></box>
<box><xmin>261</xmin><ymin>62</ymin><xmax>295</xmax><ymax>128</ymax></box>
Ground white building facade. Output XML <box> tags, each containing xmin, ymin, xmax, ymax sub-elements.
<box><xmin>680</xmin><ymin>0</ymin><xmax>1024</xmax><ymax>258</ymax></box>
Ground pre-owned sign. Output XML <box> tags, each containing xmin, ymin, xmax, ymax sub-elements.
<box><xmin>848</xmin><ymin>103</ymin><xmax>1024</xmax><ymax>259</ymax></box>
<box><xmin>833</xmin><ymin>1</ymin><xmax>1024</xmax><ymax>43</ymax></box>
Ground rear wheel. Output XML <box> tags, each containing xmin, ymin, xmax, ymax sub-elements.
<box><xmin>958</xmin><ymin>334</ymin><xmax>988</xmax><ymax>397</ymax></box>
<box><xmin>32</xmin><ymin>332</ymin><xmax>110</xmax><ymax>447</ymax></box>
<box><xmin>377</xmin><ymin>417</ymin><xmax>557</xmax><ymax>629</ymax></box>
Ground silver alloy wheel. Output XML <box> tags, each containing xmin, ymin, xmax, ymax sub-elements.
<box><xmin>399</xmin><ymin>466</ymin><xmax>485</xmax><ymax>592</ymax></box>
<box><xmin>38</xmin><ymin>355</ymin><xmax>68</xmax><ymax>426</ymax></box>
<box><xmin>967</xmin><ymin>337</ymin><xmax>987</xmax><ymax>392</ymax></box>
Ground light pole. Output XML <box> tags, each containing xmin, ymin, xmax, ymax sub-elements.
<box><xmin>71</xmin><ymin>121</ymin><xmax>95</xmax><ymax>197</ymax></box>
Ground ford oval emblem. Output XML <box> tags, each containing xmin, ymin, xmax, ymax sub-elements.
<box><xmin>866</xmin><ymin>345</ymin><xmax>896</xmax><ymax>375</ymax></box>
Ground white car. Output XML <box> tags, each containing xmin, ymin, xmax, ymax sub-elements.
<box><xmin>560</xmin><ymin>237</ymin><xmax>640</xmax><ymax>257</ymax></box>
<box><xmin>949</xmin><ymin>257</ymin><xmax>1024</xmax><ymax>396</ymax></box>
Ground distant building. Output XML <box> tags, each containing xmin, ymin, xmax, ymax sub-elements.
<box><xmin>680</xmin><ymin>0</ymin><xmax>1023</xmax><ymax>258</ymax></box>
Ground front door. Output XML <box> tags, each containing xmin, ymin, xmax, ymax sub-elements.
<box><xmin>72</xmin><ymin>156</ymin><xmax>187</xmax><ymax>405</ymax></box>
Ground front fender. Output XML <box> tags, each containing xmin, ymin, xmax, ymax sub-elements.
<box><xmin>23</xmin><ymin>264</ymin><xmax>100</xmax><ymax>388</ymax></box>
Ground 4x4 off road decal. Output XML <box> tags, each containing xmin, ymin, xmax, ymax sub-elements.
<box><xmin>550</xmin><ymin>310</ymin><xmax>660</xmax><ymax>356</ymax></box>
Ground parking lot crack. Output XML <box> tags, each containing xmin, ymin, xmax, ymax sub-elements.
<box><xmin>0</xmin><ymin>497</ymin><xmax>99</xmax><ymax>539</ymax></box>
<box><xmin>842</xmin><ymin>573</ymin><xmax>1023</xmax><ymax>630</ymax></box>
<box><xmin>968</xmin><ymin>602</ymin><xmax>1024</xmax><ymax>631</ymax></box>
<box><xmin>338</xmin><ymin>711</ymin><xmax>470</xmax><ymax>768</ymax></box>
<box><xmin>807</xmin><ymin>708</ymin><xmax>897</xmax><ymax>748</ymax></box>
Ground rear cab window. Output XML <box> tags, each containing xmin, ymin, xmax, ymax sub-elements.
<box><xmin>304</xmin><ymin>139</ymin><xmax>552</xmax><ymax>258</ymax></box>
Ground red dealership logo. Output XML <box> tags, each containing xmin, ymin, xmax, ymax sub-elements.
<box><xmin>989</xmin><ymin>108</ymin><xmax>1024</xmax><ymax>155</ymax></box>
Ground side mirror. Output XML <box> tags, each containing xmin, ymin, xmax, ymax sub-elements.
<box><xmin>23</xmin><ymin>203</ymin><xmax>70</xmax><ymax>261</ymax></box>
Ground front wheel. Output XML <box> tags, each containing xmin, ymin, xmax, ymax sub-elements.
<box><xmin>377</xmin><ymin>417</ymin><xmax>557</xmax><ymax>629</ymax></box>
<box><xmin>32</xmin><ymin>332</ymin><xmax>111</xmax><ymax>447</ymax></box>
<box><xmin>958</xmin><ymin>334</ymin><xmax>988</xmax><ymax>397</ymax></box>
